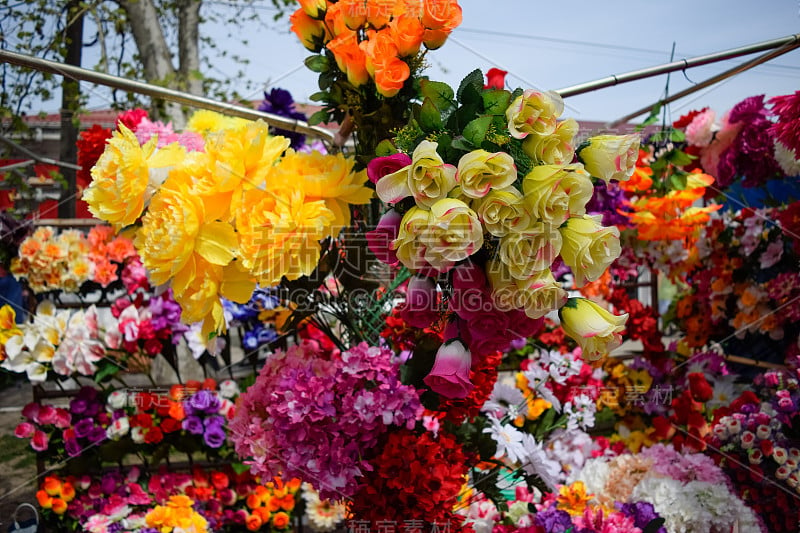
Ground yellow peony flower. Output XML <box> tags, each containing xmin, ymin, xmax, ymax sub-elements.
<box><xmin>559</xmin><ymin>297</ymin><xmax>628</xmax><ymax>361</ymax></box>
<box><xmin>267</xmin><ymin>149</ymin><xmax>373</xmax><ymax>235</ymax></box>
<box><xmin>83</xmin><ymin>124</ymin><xmax>185</xmax><ymax>229</ymax></box>
<box><xmin>186</xmin><ymin>109</ymin><xmax>249</xmax><ymax>136</ymax></box>
<box><xmin>237</xmin><ymin>188</ymin><xmax>335</xmax><ymax>287</ymax></box>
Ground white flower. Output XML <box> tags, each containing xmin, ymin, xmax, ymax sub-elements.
<box><xmin>218</xmin><ymin>379</ymin><xmax>240</xmax><ymax>399</ymax></box>
<box><xmin>563</xmin><ymin>394</ymin><xmax>596</xmax><ymax>431</ymax></box>
<box><xmin>483</xmin><ymin>414</ymin><xmax>528</xmax><ymax>464</ymax></box>
<box><xmin>539</xmin><ymin>349</ymin><xmax>580</xmax><ymax>384</ymax></box>
<box><xmin>774</xmin><ymin>140</ymin><xmax>800</xmax><ymax>176</ymax></box>
<box><xmin>707</xmin><ymin>375</ymin><xmax>740</xmax><ymax>410</ymax></box>
<box><xmin>106</xmin><ymin>417</ymin><xmax>130</xmax><ymax>440</ymax></box>
<box><xmin>520</xmin><ymin>433</ymin><xmax>561</xmax><ymax>490</ymax></box>
<box><xmin>107</xmin><ymin>390</ymin><xmax>128</xmax><ymax>410</ymax></box>
<box><xmin>570</xmin><ymin>456</ymin><xmax>610</xmax><ymax>495</ymax></box>
<box><xmin>130</xmin><ymin>426</ymin><xmax>146</xmax><ymax>444</ymax></box>
<box><xmin>522</xmin><ymin>365</ymin><xmax>561</xmax><ymax>411</ymax></box>
<box><xmin>482</xmin><ymin>381</ymin><xmax>527</xmax><ymax>419</ymax></box>
<box><xmin>465</xmin><ymin>499</ymin><xmax>499</xmax><ymax>533</ymax></box>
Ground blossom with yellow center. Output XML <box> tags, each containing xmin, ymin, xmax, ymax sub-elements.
<box><xmin>83</xmin><ymin>124</ymin><xmax>185</xmax><ymax>229</ymax></box>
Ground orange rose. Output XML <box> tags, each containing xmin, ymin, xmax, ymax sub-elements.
<box><xmin>327</xmin><ymin>33</ymin><xmax>369</xmax><ymax>87</ymax></box>
<box><xmin>51</xmin><ymin>498</ymin><xmax>68</xmax><ymax>515</ymax></box>
<box><xmin>254</xmin><ymin>507</ymin><xmax>272</xmax><ymax>524</ymax></box>
<box><xmin>375</xmin><ymin>56</ymin><xmax>410</xmax><ymax>97</ymax></box>
<box><xmin>339</xmin><ymin>0</ymin><xmax>367</xmax><ymax>29</ymax></box>
<box><xmin>36</xmin><ymin>490</ymin><xmax>53</xmax><ymax>508</ymax></box>
<box><xmin>361</xmin><ymin>30</ymin><xmax>399</xmax><ymax>76</ymax></box>
<box><xmin>272</xmin><ymin>511</ymin><xmax>291</xmax><ymax>529</ymax></box>
<box><xmin>297</xmin><ymin>0</ymin><xmax>326</xmax><ymax>19</ymax></box>
<box><xmin>60</xmin><ymin>482</ymin><xmax>76</xmax><ymax>501</ymax></box>
<box><xmin>365</xmin><ymin>0</ymin><xmax>394</xmax><ymax>28</ymax></box>
<box><xmin>324</xmin><ymin>2</ymin><xmax>351</xmax><ymax>37</ymax></box>
<box><xmin>246</xmin><ymin>493</ymin><xmax>262</xmax><ymax>510</ymax></box>
<box><xmin>421</xmin><ymin>0</ymin><xmax>462</xmax><ymax>30</ymax></box>
<box><xmin>43</xmin><ymin>476</ymin><xmax>61</xmax><ymax>497</ymax></box>
<box><xmin>290</xmin><ymin>8</ymin><xmax>329</xmax><ymax>52</ymax></box>
<box><xmin>246</xmin><ymin>512</ymin><xmax>263</xmax><ymax>532</ymax></box>
<box><xmin>389</xmin><ymin>13</ymin><xmax>425</xmax><ymax>57</ymax></box>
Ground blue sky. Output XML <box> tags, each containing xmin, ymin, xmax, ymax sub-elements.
<box><xmin>67</xmin><ymin>0</ymin><xmax>800</xmax><ymax>123</ymax></box>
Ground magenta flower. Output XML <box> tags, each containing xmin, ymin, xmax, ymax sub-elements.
<box><xmin>367</xmin><ymin>153</ymin><xmax>412</xmax><ymax>184</ymax></box>
<box><xmin>14</xmin><ymin>422</ymin><xmax>35</xmax><ymax>439</ymax></box>
<box><xmin>31</xmin><ymin>430</ymin><xmax>49</xmax><ymax>452</ymax></box>
<box><xmin>400</xmin><ymin>275</ymin><xmax>440</xmax><ymax>328</ymax></box>
<box><xmin>366</xmin><ymin>209</ymin><xmax>402</xmax><ymax>266</ymax></box>
<box><xmin>423</xmin><ymin>339</ymin><xmax>474</xmax><ymax>399</ymax></box>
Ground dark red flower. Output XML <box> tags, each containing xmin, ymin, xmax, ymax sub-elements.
<box><xmin>144</xmin><ymin>427</ymin><xmax>163</xmax><ymax>444</ymax></box>
<box><xmin>687</xmin><ymin>372</ymin><xmax>714</xmax><ymax>402</ymax></box>
<box><xmin>484</xmin><ymin>68</ymin><xmax>508</xmax><ymax>90</ymax></box>
<box><xmin>673</xmin><ymin>108</ymin><xmax>707</xmax><ymax>129</ymax></box>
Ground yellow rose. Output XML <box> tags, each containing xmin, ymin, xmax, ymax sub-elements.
<box><xmin>506</xmin><ymin>90</ymin><xmax>564</xmax><ymax>140</ymax></box>
<box><xmin>486</xmin><ymin>260</ymin><xmax>566</xmax><ymax>318</ymax></box>
<box><xmin>456</xmin><ymin>149</ymin><xmax>517</xmax><ymax>199</ymax></box>
<box><xmin>236</xmin><ymin>188</ymin><xmax>335</xmax><ymax>286</ymax></box>
<box><xmin>267</xmin><ymin>149</ymin><xmax>373</xmax><ymax>236</ymax></box>
<box><xmin>522</xmin><ymin>118</ymin><xmax>579</xmax><ymax>165</ymax></box>
<box><xmin>472</xmin><ymin>186</ymin><xmax>531</xmax><ymax>237</ymax></box>
<box><xmin>420</xmin><ymin>198</ymin><xmax>483</xmax><ymax>272</ymax></box>
<box><xmin>559</xmin><ymin>297</ymin><xmax>628</xmax><ymax>361</ymax></box>
<box><xmin>376</xmin><ymin>140</ymin><xmax>456</xmax><ymax>208</ymax></box>
<box><xmin>83</xmin><ymin>124</ymin><xmax>185</xmax><ymax>229</ymax></box>
<box><xmin>498</xmin><ymin>222</ymin><xmax>562</xmax><ymax>280</ymax></box>
<box><xmin>559</xmin><ymin>215</ymin><xmax>621</xmax><ymax>287</ymax></box>
<box><xmin>576</xmin><ymin>134</ymin><xmax>640</xmax><ymax>182</ymax></box>
<box><xmin>393</xmin><ymin>206</ymin><xmax>432</xmax><ymax>271</ymax></box>
<box><xmin>522</xmin><ymin>163</ymin><xmax>594</xmax><ymax>226</ymax></box>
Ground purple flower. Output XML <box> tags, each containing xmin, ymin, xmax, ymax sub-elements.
<box><xmin>187</xmin><ymin>390</ymin><xmax>221</xmax><ymax>415</ymax></box>
<box><xmin>617</xmin><ymin>501</ymin><xmax>665</xmax><ymax>533</ymax></box>
<box><xmin>203</xmin><ymin>425</ymin><xmax>226</xmax><ymax>448</ymax></box>
<box><xmin>258</xmin><ymin>88</ymin><xmax>307</xmax><ymax>149</ymax></box>
<box><xmin>182</xmin><ymin>415</ymin><xmax>204</xmax><ymax>435</ymax></box>
<box><xmin>73</xmin><ymin>418</ymin><xmax>95</xmax><ymax>439</ymax></box>
<box><xmin>204</xmin><ymin>415</ymin><xmax>225</xmax><ymax>430</ymax></box>
<box><xmin>88</xmin><ymin>426</ymin><xmax>107</xmax><ymax>444</ymax></box>
<box><xmin>64</xmin><ymin>438</ymin><xmax>82</xmax><ymax>457</ymax></box>
<box><xmin>534</xmin><ymin>506</ymin><xmax>573</xmax><ymax>533</ymax></box>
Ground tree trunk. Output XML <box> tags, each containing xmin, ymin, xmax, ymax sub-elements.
<box><xmin>118</xmin><ymin>0</ymin><xmax>186</xmax><ymax>127</ymax></box>
<box><xmin>177</xmin><ymin>0</ymin><xmax>203</xmax><ymax>97</ymax></box>
<box><xmin>58</xmin><ymin>0</ymin><xmax>83</xmax><ymax>219</ymax></box>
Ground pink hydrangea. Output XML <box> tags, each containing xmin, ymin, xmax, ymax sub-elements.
<box><xmin>638</xmin><ymin>443</ymin><xmax>727</xmax><ymax>484</ymax></box>
<box><xmin>230</xmin><ymin>342</ymin><xmax>422</xmax><ymax>500</ymax></box>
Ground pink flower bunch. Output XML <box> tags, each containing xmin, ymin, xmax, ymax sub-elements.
<box><xmin>230</xmin><ymin>341</ymin><xmax>422</xmax><ymax>500</ymax></box>
<box><xmin>15</xmin><ymin>402</ymin><xmax>71</xmax><ymax>452</ymax></box>
<box><xmin>134</xmin><ymin>117</ymin><xmax>205</xmax><ymax>152</ymax></box>
<box><xmin>638</xmin><ymin>443</ymin><xmax>728</xmax><ymax>484</ymax></box>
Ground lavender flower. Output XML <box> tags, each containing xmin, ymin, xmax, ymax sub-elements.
<box><xmin>73</xmin><ymin>418</ymin><xmax>95</xmax><ymax>438</ymax></box>
<box><xmin>182</xmin><ymin>415</ymin><xmax>204</xmax><ymax>435</ymax></box>
<box><xmin>617</xmin><ymin>501</ymin><xmax>666</xmax><ymax>532</ymax></box>
<box><xmin>203</xmin><ymin>424</ymin><xmax>227</xmax><ymax>448</ymax></box>
<box><xmin>534</xmin><ymin>506</ymin><xmax>573</xmax><ymax>532</ymax></box>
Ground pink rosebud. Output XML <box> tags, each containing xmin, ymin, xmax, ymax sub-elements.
<box><xmin>776</xmin><ymin>465</ymin><xmax>791</xmax><ymax>480</ymax></box>
<box><xmin>31</xmin><ymin>430</ymin><xmax>49</xmax><ymax>452</ymax></box>
<box><xmin>78</xmin><ymin>475</ymin><xmax>92</xmax><ymax>490</ymax></box>
<box><xmin>53</xmin><ymin>408</ymin><xmax>72</xmax><ymax>429</ymax></box>
<box><xmin>774</xmin><ymin>447</ymin><xmax>789</xmax><ymax>465</ymax></box>
<box><xmin>218</xmin><ymin>488</ymin><xmax>237</xmax><ymax>506</ymax></box>
<box><xmin>740</xmin><ymin>431</ymin><xmax>756</xmax><ymax>449</ymax></box>
<box><xmin>21</xmin><ymin>402</ymin><xmax>40</xmax><ymax>421</ymax></box>
<box><xmin>367</xmin><ymin>153</ymin><xmax>412</xmax><ymax>184</ymax></box>
<box><xmin>749</xmin><ymin>448</ymin><xmax>763</xmax><ymax>465</ymax></box>
<box><xmin>366</xmin><ymin>209</ymin><xmax>402</xmax><ymax>266</ymax></box>
<box><xmin>756</xmin><ymin>424</ymin><xmax>771</xmax><ymax>440</ymax></box>
<box><xmin>14</xmin><ymin>422</ymin><xmax>35</xmax><ymax>439</ymax></box>
<box><xmin>400</xmin><ymin>275</ymin><xmax>440</xmax><ymax>328</ymax></box>
<box><xmin>423</xmin><ymin>339</ymin><xmax>474</xmax><ymax>399</ymax></box>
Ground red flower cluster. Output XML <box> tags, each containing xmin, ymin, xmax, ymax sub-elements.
<box><xmin>351</xmin><ymin>428</ymin><xmax>469</xmax><ymax>529</ymax></box>
<box><xmin>608</xmin><ymin>288</ymin><xmax>664</xmax><ymax>355</ymax></box>
<box><xmin>76</xmin><ymin>125</ymin><xmax>112</xmax><ymax>218</ymax></box>
<box><xmin>436</xmin><ymin>351</ymin><xmax>502</xmax><ymax>424</ymax></box>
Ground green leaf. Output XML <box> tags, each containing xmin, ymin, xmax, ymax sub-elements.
<box><xmin>304</xmin><ymin>55</ymin><xmax>329</xmax><ymax>73</ymax></box>
<box><xmin>667</xmin><ymin>149</ymin><xmax>694</xmax><ymax>167</ymax></box>
<box><xmin>308</xmin><ymin>109</ymin><xmax>329</xmax><ymax>125</ymax></box>
<box><xmin>375</xmin><ymin>139</ymin><xmax>398</xmax><ymax>157</ymax></box>
<box><xmin>309</xmin><ymin>91</ymin><xmax>328</xmax><ymax>102</ymax></box>
<box><xmin>482</xmin><ymin>89</ymin><xmax>511</xmax><ymax>115</ymax></box>
<box><xmin>231</xmin><ymin>462</ymin><xmax>251</xmax><ymax>475</ymax></box>
<box><xmin>534</xmin><ymin>408</ymin><xmax>557</xmax><ymax>440</ymax></box>
<box><xmin>451</xmin><ymin>136</ymin><xmax>475</xmax><ymax>152</ymax></box>
<box><xmin>419</xmin><ymin>98</ymin><xmax>443</xmax><ymax>132</ymax></box>
<box><xmin>420</xmin><ymin>79</ymin><xmax>455</xmax><ymax>110</ymax></box>
<box><xmin>463</xmin><ymin>116</ymin><xmax>494</xmax><ymax>147</ymax></box>
<box><xmin>457</xmin><ymin>69</ymin><xmax>485</xmax><ymax>102</ymax></box>
<box><xmin>670</xmin><ymin>129</ymin><xmax>686</xmax><ymax>142</ymax></box>
<box><xmin>93</xmin><ymin>361</ymin><xmax>118</xmax><ymax>383</ymax></box>
<box><xmin>637</xmin><ymin>103</ymin><xmax>662</xmax><ymax>130</ymax></box>
<box><xmin>669</xmin><ymin>172</ymin><xmax>688</xmax><ymax>191</ymax></box>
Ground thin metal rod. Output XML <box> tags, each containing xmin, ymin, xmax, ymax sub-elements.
<box><xmin>554</xmin><ymin>33</ymin><xmax>800</xmax><ymax>98</ymax></box>
<box><xmin>0</xmin><ymin>134</ymin><xmax>82</xmax><ymax>170</ymax></box>
<box><xmin>607</xmin><ymin>39</ymin><xmax>800</xmax><ymax>128</ymax></box>
<box><xmin>0</xmin><ymin>49</ymin><xmax>335</xmax><ymax>143</ymax></box>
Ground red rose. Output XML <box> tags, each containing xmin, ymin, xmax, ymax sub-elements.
<box><xmin>144</xmin><ymin>338</ymin><xmax>162</xmax><ymax>356</ymax></box>
<box><xmin>687</xmin><ymin>372</ymin><xmax>714</xmax><ymax>402</ymax></box>
<box><xmin>160</xmin><ymin>418</ymin><xmax>181</xmax><ymax>434</ymax></box>
<box><xmin>484</xmin><ymin>68</ymin><xmax>507</xmax><ymax>90</ymax></box>
<box><xmin>211</xmin><ymin>471</ymin><xmax>230</xmax><ymax>490</ymax></box>
<box><xmin>144</xmin><ymin>427</ymin><xmax>163</xmax><ymax>444</ymax></box>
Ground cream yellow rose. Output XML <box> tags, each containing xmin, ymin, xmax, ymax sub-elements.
<box><xmin>506</xmin><ymin>90</ymin><xmax>564</xmax><ymax>140</ymax></box>
<box><xmin>559</xmin><ymin>297</ymin><xmax>628</xmax><ymax>361</ymax></box>
<box><xmin>576</xmin><ymin>134</ymin><xmax>640</xmax><ymax>182</ymax></box>
<box><xmin>559</xmin><ymin>215</ymin><xmax>621</xmax><ymax>287</ymax></box>
<box><xmin>498</xmin><ymin>222</ymin><xmax>562</xmax><ymax>280</ymax></box>
<box><xmin>472</xmin><ymin>186</ymin><xmax>531</xmax><ymax>237</ymax></box>
<box><xmin>376</xmin><ymin>140</ymin><xmax>456</xmax><ymax>208</ymax></box>
<box><xmin>456</xmin><ymin>149</ymin><xmax>517</xmax><ymax>198</ymax></box>
<box><xmin>522</xmin><ymin>164</ymin><xmax>594</xmax><ymax>225</ymax></box>
<box><xmin>420</xmin><ymin>198</ymin><xmax>483</xmax><ymax>272</ymax></box>
<box><xmin>522</xmin><ymin>118</ymin><xmax>579</xmax><ymax>165</ymax></box>
<box><xmin>393</xmin><ymin>206</ymin><xmax>432</xmax><ymax>272</ymax></box>
<box><xmin>486</xmin><ymin>260</ymin><xmax>566</xmax><ymax>318</ymax></box>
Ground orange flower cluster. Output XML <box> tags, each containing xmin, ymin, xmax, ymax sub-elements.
<box><xmin>11</xmin><ymin>225</ymin><xmax>137</xmax><ymax>292</ymax></box>
<box><xmin>290</xmin><ymin>0</ymin><xmax>462</xmax><ymax>96</ymax></box>
<box><xmin>244</xmin><ymin>477</ymin><xmax>300</xmax><ymax>531</ymax></box>
<box><xmin>623</xmin><ymin>170</ymin><xmax>721</xmax><ymax>242</ymax></box>
<box><xmin>36</xmin><ymin>476</ymin><xmax>75</xmax><ymax>515</ymax></box>
<box><xmin>145</xmin><ymin>494</ymin><xmax>208</xmax><ymax>532</ymax></box>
